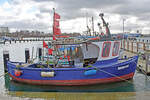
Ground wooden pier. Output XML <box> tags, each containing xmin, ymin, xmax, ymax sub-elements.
<box><xmin>121</xmin><ymin>40</ymin><xmax>150</xmax><ymax>75</ymax></box>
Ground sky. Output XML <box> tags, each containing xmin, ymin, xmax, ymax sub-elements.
<box><xmin>0</xmin><ymin>0</ymin><xmax>150</xmax><ymax>34</ymax></box>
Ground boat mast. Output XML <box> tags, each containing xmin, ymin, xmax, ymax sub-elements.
<box><xmin>92</xmin><ymin>16</ymin><xmax>95</xmax><ymax>36</ymax></box>
<box><xmin>53</xmin><ymin>8</ymin><xmax>55</xmax><ymax>40</ymax></box>
<box><xmin>52</xmin><ymin>8</ymin><xmax>59</xmax><ymax>67</ymax></box>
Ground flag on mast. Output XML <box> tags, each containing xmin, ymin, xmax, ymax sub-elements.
<box><xmin>43</xmin><ymin>41</ymin><xmax>48</xmax><ymax>48</ymax></box>
<box><xmin>54</xmin><ymin>27</ymin><xmax>61</xmax><ymax>35</ymax></box>
<box><xmin>54</xmin><ymin>13</ymin><xmax>60</xmax><ymax>19</ymax></box>
<box><xmin>53</xmin><ymin>10</ymin><xmax>61</xmax><ymax>40</ymax></box>
<box><xmin>54</xmin><ymin>20</ymin><xmax>59</xmax><ymax>27</ymax></box>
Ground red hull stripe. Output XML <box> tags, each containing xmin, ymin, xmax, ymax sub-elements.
<box><xmin>9</xmin><ymin>72</ymin><xmax>134</xmax><ymax>86</ymax></box>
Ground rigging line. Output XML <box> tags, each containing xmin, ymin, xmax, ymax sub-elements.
<box><xmin>136</xmin><ymin>65</ymin><xmax>150</xmax><ymax>81</ymax></box>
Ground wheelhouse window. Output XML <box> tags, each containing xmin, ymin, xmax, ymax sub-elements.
<box><xmin>112</xmin><ymin>42</ymin><xmax>120</xmax><ymax>56</ymax></box>
<box><xmin>102</xmin><ymin>42</ymin><xmax>111</xmax><ymax>57</ymax></box>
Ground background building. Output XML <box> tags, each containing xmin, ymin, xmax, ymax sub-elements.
<box><xmin>0</xmin><ymin>27</ymin><xmax>9</xmax><ymax>35</ymax></box>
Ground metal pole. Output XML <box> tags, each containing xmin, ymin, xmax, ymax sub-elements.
<box><xmin>53</xmin><ymin>8</ymin><xmax>55</xmax><ymax>40</ymax></box>
<box><xmin>123</xmin><ymin>19</ymin><xmax>125</xmax><ymax>33</ymax></box>
<box><xmin>92</xmin><ymin>17</ymin><xmax>94</xmax><ymax>36</ymax></box>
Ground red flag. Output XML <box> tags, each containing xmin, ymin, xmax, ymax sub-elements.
<box><xmin>53</xmin><ymin>12</ymin><xmax>61</xmax><ymax>40</ymax></box>
<box><xmin>54</xmin><ymin>13</ymin><xmax>60</xmax><ymax>19</ymax></box>
<box><xmin>43</xmin><ymin>41</ymin><xmax>48</xmax><ymax>48</ymax></box>
<box><xmin>54</xmin><ymin>27</ymin><xmax>61</xmax><ymax>35</ymax></box>
<box><xmin>54</xmin><ymin>20</ymin><xmax>59</xmax><ymax>27</ymax></box>
<box><xmin>48</xmin><ymin>49</ymin><xmax>53</xmax><ymax>55</ymax></box>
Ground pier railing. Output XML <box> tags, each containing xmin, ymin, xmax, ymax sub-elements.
<box><xmin>121</xmin><ymin>40</ymin><xmax>150</xmax><ymax>53</ymax></box>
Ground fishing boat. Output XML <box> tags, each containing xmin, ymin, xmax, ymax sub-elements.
<box><xmin>7</xmin><ymin>11</ymin><xmax>138</xmax><ymax>86</ymax></box>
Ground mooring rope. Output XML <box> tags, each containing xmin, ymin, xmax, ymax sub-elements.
<box><xmin>131</xmin><ymin>56</ymin><xmax>150</xmax><ymax>81</ymax></box>
<box><xmin>92</xmin><ymin>66</ymin><xmax>134</xmax><ymax>84</ymax></box>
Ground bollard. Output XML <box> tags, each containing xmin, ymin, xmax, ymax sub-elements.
<box><xmin>3</xmin><ymin>51</ymin><xmax>9</xmax><ymax>72</ymax></box>
<box><xmin>38</xmin><ymin>48</ymin><xmax>42</xmax><ymax>61</ymax></box>
<box><xmin>25</xmin><ymin>48</ymin><xmax>30</xmax><ymax>63</ymax></box>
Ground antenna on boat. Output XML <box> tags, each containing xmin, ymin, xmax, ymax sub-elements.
<box><xmin>99</xmin><ymin>13</ymin><xmax>111</xmax><ymax>38</ymax></box>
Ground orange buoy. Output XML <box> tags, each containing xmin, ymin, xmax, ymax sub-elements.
<box><xmin>15</xmin><ymin>70</ymin><xmax>22</xmax><ymax>76</ymax></box>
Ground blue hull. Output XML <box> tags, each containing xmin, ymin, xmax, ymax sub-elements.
<box><xmin>7</xmin><ymin>56</ymin><xmax>138</xmax><ymax>86</ymax></box>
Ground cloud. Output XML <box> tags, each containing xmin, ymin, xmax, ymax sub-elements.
<box><xmin>2</xmin><ymin>19</ymin><xmax>50</xmax><ymax>32</ymax></box>
<box><xmin>0</xmin><ymin>0</ymin><xmax>150</xmax><ymax>33</ymax></box>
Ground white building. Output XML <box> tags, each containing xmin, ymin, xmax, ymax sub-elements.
<box><xmin>0</xmin><ymin>27</ymin><xmax>9</xmax><ymax>34</ymax></box>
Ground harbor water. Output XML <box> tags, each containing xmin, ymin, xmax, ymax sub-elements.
<box><xmin>1</xmin><ymin>41</ymin><xmax>150</xmax><ymax>100</ymax></box>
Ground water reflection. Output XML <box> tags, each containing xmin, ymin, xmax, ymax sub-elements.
<box><xmin>4</xmin><ymin>72</ymin><xmax>150</xmax><ymax>100</ymax></box>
